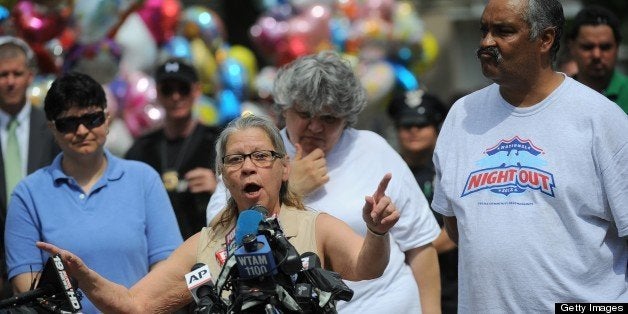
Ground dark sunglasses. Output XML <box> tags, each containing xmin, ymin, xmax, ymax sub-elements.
<box><xmin>159</xmin><ymin>81</ymin><xmax>191</xmax><ymax>97</ymax></box>
<box><xmin>53</xmin><ymin>111</ymin><xmax>106</xmax><ymax>133</ymax></box>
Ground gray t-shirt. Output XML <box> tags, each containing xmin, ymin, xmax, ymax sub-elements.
<box><xmin>432</xmin><ymin>76</ymin><xmax>628</xmax><ymax>313</ymax></box>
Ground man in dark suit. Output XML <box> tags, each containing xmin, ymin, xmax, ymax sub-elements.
<box><xmin>0</xmin><ymin>36</ymin><xmax>59</xmax><ymax>297</ymax></box>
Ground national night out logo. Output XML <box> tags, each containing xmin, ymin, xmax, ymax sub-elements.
<box><xmin>461</xmin><ymin>136</ymin><xmax>556</xmax><ymax>197</ymax></box>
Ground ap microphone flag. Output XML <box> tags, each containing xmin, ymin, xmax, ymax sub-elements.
<box><xmin>185</xmin><ymin>263</ymin><xmax>213</xmax><ymax>304</ymax></box>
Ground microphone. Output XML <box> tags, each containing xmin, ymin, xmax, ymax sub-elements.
<box><xmin>185</xmin><ymin>263</ymin><xmax>214</xmax><ymax>305</ymax></box>
<box><xmin>234</xmin><ymin>234</ymin><xmax>277</xmax><ymax>279</ymax></box>
<box><xmin>253</xmin><ymin>206</ymin><xmax>302</xmax><ymax>275</ymax></box>
<box><xmin>0</xmin><ymin>254</ymin><xmax>82</xmax><ymax>312</ymax></box>
<box><xmin>300</xmin><ymin>252</ymin><xmax>321</xmax><ymax>271</ymax></box>
<box><xmin>234</xmin><ymin>209</ymin><xmax>264</xmax><ymax>246</ymax></box>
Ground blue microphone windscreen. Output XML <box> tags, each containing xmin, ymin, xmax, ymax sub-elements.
<box><xmin>235</xmin><ymin>210</ymin><xmax>264</xmax><ymax>246</ymax></box>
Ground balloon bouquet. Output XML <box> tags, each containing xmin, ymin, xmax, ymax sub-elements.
<box><xmin>0</xmin><ymin>0</ymin><xmax>262</xmax><ymax>155</ymax></box>
<box><xmin>249</xmin><ymin>0</ymin><xmax>440</xmax><ymax>134</ymax></box>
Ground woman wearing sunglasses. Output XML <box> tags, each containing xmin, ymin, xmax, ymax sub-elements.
<box><xmin>3</xmin><ymin>72</ymin><xmax>183</xmax><ymax>314</ymax></box>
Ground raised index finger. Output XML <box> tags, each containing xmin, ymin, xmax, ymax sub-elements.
<box><xmin>373</xmin><ymin>173</ymin><xmax>392</xmax><ymax>202</ymax></box>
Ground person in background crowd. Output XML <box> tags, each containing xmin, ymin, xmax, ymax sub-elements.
<box><xmin>0</xmin><ymin>36</ymin><xmax>60</xmax><ymax>298</ymax></box>
<box><xmin>207</xmin><ymin>51</ymin><xmax>441</xmax><ymax>314</ymax></box>
<box><xmin>4</xmin><ymin>72</ymin><xmax>183</xmax><ymax>313</ymax></box>
<box><xmin>388</xmin><ymin>89</ymin><xmax>457</xmax><ymax>314</ymax></box>
<box><xmin>433</xmin><ymin>0</ymin><xmax>628</xmax><ymax>311</ymax></box>
<box><xmin>125</xmin><ymin>58</ymin><xmax>221</xmax><ymax>239</ymax></box>
<box><xmin>567</xmin><ymin>4</ymin><xmax>628</xmax><ymax>113</ymax></box>
<box><xmin>33</xmin><ymin>114</ymin><xmax>400</xmax><ymax>313</ymax></box>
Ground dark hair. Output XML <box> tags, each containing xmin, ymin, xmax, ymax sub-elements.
<box><xmin>44</xmin><ymin>72</ymin><xmax>107</xmax><ymax>121</ymax></box>
<box><xmin>567</xmin><ymin>5</ymin><xmax>622</xmax><ymax>44</ymax></box>
<box><xmin>524</xmin><ymin>0</ymin><xmax>565</xmax><ymax>62</ymax></box>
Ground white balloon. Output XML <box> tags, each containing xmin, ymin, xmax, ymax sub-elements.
<box><xmin>114</xmin><ymin>12</ymin><xmax>158</xmax><ymax>73</ymax></box>
<box><xmin>105</xmin><ymin>117</ymin><xmax>135</xmax><ymax>157</ymax></box>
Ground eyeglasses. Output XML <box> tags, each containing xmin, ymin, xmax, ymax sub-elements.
<box><xmin>222</xmin><ymin>150</ymin><xmax>283</xmax><ymax>169</ymax></box>
<box><xmin>159</xmin><ymin>81</ymin><xmax>191</xmax><ymax>97</ymax></box>
<box><xmin>53</xmin><ymin>111</ymin><xmax>106</xmax><ymax>133</ymax></box>
<box><xmin>292</xmin><ymin>108</ymin><xmax>343</xmax><ymax>125</ymax></box>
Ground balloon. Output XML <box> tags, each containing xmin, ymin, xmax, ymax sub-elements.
<box><xmin>219</xmin><ymin>57</ymin><xmax>249</xmax><ymax>101</ymax></box>
<box><xmin>108</xmin><ymin>75</ymin><xmax>129</xmax><ymax>112</ymax></box>
<box><xmin>228</xmin><ymin>45</ymin><xmax>258</xmax><ymax>92</ymax></box>
<box><xmin>114</xmin><ymin>12</ymin><xmax>158</xmax><ymax>74</ymax></box>
<box><xmin>218</xmin><ymin>89</ymin><xmax>241</xmax><ymax>125</ymax></box>
<box><xmin>72</xmin><ymin>0</ymin><xmax>120</xmax><ymax>44</ymax></box>
<box><xmin>392</xmin><ymin>1</ymin><xmax>424</xmax><ymax>44</ymax></box>
<box><xmin>254</xmin><ymin>66</ymin><xmax>277</xmax><ymax>100</ymax></box>
<box><xmin>63</xmin><ymin>39</ymin><xmax>122</xmax><ymax>84</ymax></box>
<box><xmin>105</xmin><ymin>117</ymin><xmax>134</xmax><ymax>157</ymax></box>
<box><xmin>391</xmin><ymin>62</ymin><xmax>419</xmax><ymax>91</ymax></box>
<box><xmin>329</xmin><ymin>15</ymin><xmax>351</xmax><ymax>52</ymax></box>
<box><xmin>181</xmin><ymin>6</ymin><xmax>225</xmax><ymax>51</ymax></box>
<box><xmin>357</xmin><ymin>60</ymin><xmax>395</xmax><ymax>106</ymax></box>
<box><xmin>27</xmin><ymin>75</ymin><xmax>55</xmax><ymax>107</ymax></box>
<box><xmin>193</xmin><ymin>95</ymin><xmax>220</xmax><ymax>126</ymax></box>
<box><xmin>137</xmin><ymin>0</ymin><xmax>181</xmax><ymax>45</ymax></box>
<box><xmin>289</xmin><ymin>0</ymin><xmax>333</xmax><ymax>11</ymax></box>
<box><xmin>250</xmin><ymin>15</ymin><xmax>290</xmax><ymax>62</ymax></box>
<box><xmin>122</xmin><ymin>71</ymin><xmax>163</xmax><ymax>137</ymax></box>
<box><xmin>161</xmin><ymin>35</ymin><xmax>192</xmax><ymax>60</ymax></box>
<box><xmin>359</xmin><ymin>0</ymin><xmax>395</xmax><ymax>21</ymax></box>
<box><xmin>103</xmin><ymin>83</ymin><xmax>119</xmax><ymax>117</ymax></box>
<box><xmin>189</xmin><ymin>37</ymin><xmax>218</xmax><ymax>95</ymax></box>
<box><xmin>12</xmin><ymin>0</ymin><xmax>71</xmax><ymax>43</ymax></box>
<box><xmin>412</xmin><ymin>31</ymin><xmax>439</xmax><ymax>75</ymax></box>
<box><xmin>0</xmin><ymin>5</ymin><xmax>9</xmax><ymax>22</ymax></box>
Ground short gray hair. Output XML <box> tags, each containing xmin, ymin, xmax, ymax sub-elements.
<box><xmin>523</xmin><ymin>0</ymin><xmax>565</xmax><ymax>61</ymax></box>
<box><xmin>0</xmin><ymin>36</ymin><xmax>37</xmax><ymax>71</ymax></box>
<box><xmin>272</xmin><ymin>51</ymin><xmax>367</xmax><ymax>128</ymax></box>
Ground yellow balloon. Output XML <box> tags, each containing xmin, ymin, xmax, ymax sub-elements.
<box><xmin>412</xmin><ymin>31</ymin><xmax>440</xmax><ymax>75</ymax></box>
<box><xmin>190</xmin><ymin>38</ymin><xmax>218</xmax><ymax>95</ymax></box>
<box><xmin>228</xmin><ymin>45</ymin><xmax>258</xmax><ymax>92</ymax></box>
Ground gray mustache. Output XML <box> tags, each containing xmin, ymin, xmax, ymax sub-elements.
<box><xmin>476</xmin><ymin>47</ymin><xmax>502</xmax><ymax>62</ymax></box>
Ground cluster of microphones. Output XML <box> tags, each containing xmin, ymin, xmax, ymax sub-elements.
<box><xmin>185</xmin><ymin>205</ymin><xmax>354</xmax><ymax>313</ymax></box>
<box><xmin>0</xmin><ymin>254</ymin><xmax>82</xmax><ymax>313</ymax></box>
<box><xmin>0</xmin><ymin>205</ymin><xmax>352</xmax><ymax>313</ymax></box>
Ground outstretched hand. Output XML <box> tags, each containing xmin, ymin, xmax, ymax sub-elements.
<box><xmin>288</xmin><ymin>143</ymin><xmax>329</xmax><ymax>196</ymax></box>
<box><xmin>36</xmin><ymin>242</ymin><xmax>91</xmax><ymax>282</ymax></box>
<box><xmin>362</xmin><ymin>173</ymin><xmax>399</xmax><ymax>235</ymax></box>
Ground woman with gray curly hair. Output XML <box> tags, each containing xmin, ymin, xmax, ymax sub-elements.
<box><xmin>208</xmin><ymin>51</ymin><xmax>441</xmax><ymax>313</ymax></box>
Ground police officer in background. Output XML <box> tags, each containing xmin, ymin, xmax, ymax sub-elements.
<box><xmin>388</xmin><ymin>89</ymin><xmax>457</xmax><ymax>313</ymax></box>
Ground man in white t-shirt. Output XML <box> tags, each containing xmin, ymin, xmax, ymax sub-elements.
<box><xmin>208</xmin><ymin>51</ymin><xmax>441</xmax><ymax>313</ymax></box>
<box><xmin>432</xmin><ymin>0</ymin><xmax>628</xmax><ymax>312</ymax></box>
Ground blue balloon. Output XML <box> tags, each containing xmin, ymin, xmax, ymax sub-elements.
<box><xmin>162</xmin><ymin>36</ymin><xmax>193</xmax><ymax>60</ymax></box>
<box><xmin>220</xmin><ymin>58</ymin><xmax>248</xmax><ymax>101</ymax></box>
<box><xmin>0</xmin><ymin>6</ymin><xmax>9</xmax><ymax>22</ymax></box>
<box><xmin>218</xmin><ymin>89</ymin><xmax>241</xmax><ymax>125</ymax></box>
<box><xmin>391</xmin><ymin>62</ymin><xmax>419</xmax><ymax>91</ymax></box>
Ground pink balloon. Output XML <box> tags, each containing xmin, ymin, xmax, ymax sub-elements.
<box><xmin>137</xmin><ymin>0</ymin><xmax>181</xmax><ymax>45</ymax></box>
<box><xmin>12</xmin><ymin>0</ymin><xmax>70</xmax><ymax>43</ymax></box>
<box><xmin>121</xmin><ymin>71</ymin><xmax>164</xmax><ymax>137</ymax></box>
<box><xmin>250</xmin><ymin>16</ymin><xmax>290</xmax><ymax>61</ymax></box>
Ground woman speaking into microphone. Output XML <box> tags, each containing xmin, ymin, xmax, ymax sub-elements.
<box><xmin>35</xmin><ymin>114</ymin><xmax>399</xmax><ymax>313</ymax></box>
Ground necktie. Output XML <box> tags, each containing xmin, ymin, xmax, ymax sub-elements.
<box><xmin>5</xmin><ymin>118</ymin><xmax>22</xmax><ymax>201</ymax></box>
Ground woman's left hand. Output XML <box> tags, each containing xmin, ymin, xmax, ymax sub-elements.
<box><xmin>36</xmin><ymin>242</ymin><xmax>91</xmax><ymax>283</ymax></box>
<box><xmin>362</xmin><ymin>173</ymin><xmax>400</xmax><ymax>235</ymax></box>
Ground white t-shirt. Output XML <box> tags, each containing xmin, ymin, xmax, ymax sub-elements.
<box><xmin>207</xmin><ymin>128</ymin><xmax>440</xmax><ymax>313</ymax></box>
<box><xmin>432</xmin><ymin>76</ymin><xmax>628</xmax><ymax>313</ymax></box>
